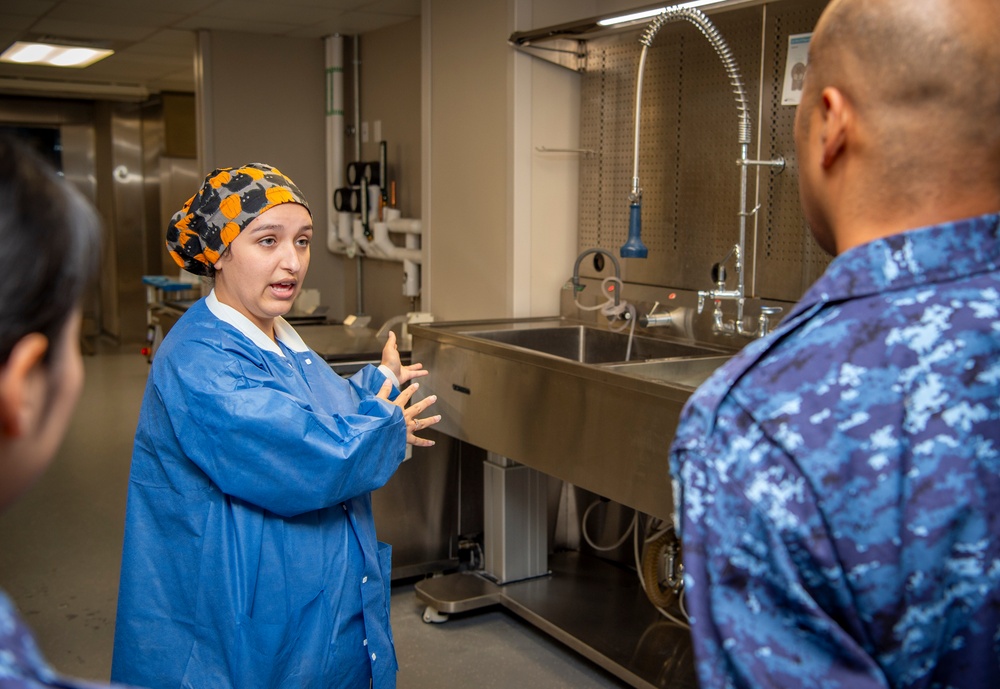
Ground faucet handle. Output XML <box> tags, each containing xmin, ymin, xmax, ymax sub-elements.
<box><xmin>757</xmin><ymin>305</ymin><xmax>783</xmax><ymax>337</ymax></box>
<box><xmin>711</xmin><ymin>262</ymin><xmax>727</xmax><ymax>284</ymax></box>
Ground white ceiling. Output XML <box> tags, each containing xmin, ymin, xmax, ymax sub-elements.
<box><xmin>0</xmin><ymin>0</ymin><xmax>421</xmax><ymax>98</ymax></box>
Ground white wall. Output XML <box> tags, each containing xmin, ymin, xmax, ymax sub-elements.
<box><xmin>522</xmin><ymin>0</ymin><xmax>595</xmax><ymax>316</ymax></box>
<box><xmin>422</xmin><ymin>0</ymin><xmax>510</xmax><ymax>320</ymax></box>
<box><xmin>423</xmin><ymin>0</ymin><xmax>598</xmax><ymax>321</ymax></box>
<box><xmin>195</xmin><ymin>30</ymin><xmax>345</xmax><ymax>318</ymax></box>
<box><xmin>194</xmin><ymin>1</ymin><xmax>639</xmax><ymax>324</ymax></box>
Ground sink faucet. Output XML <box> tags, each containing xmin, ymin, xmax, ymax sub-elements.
<box><xmin>632</xmin><ymin>8</ymin><xmax>785</xmax><ymax>336</ymax></box>
<box><xmin>697</xmin><ymin>249</ymin><xmax>744</xmax><ymax>334</ymax></box>
<box><xmin>571</xmin><ymin>247</ymin><xmax>623</xmax><ymax>313</ymax></box>
<box><xmin>697</xmin><ymin>258</ymin><xmax>783</xmax><ymax>337</ymax></box>
<box><xmin>756</xmin><ymin>306</ymin><xmax>783</xmax><ymax>337</ymax></box>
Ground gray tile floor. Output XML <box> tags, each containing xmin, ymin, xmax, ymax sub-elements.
<box><xmin>0</xmin><ymin>350</ymin><xmax>628</xmax><ymax>688</ymax></box>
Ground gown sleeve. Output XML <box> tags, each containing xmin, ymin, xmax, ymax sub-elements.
<box><xmin>146</xmin><ymin>338</ymin><xmax>406</xmax><ymax>518</ymax></box>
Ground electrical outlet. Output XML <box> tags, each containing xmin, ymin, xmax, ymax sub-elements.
<box><xmin>374</xmin><ymin>120</ymin><xmax>381</xmax><ymax>143</ymax></box>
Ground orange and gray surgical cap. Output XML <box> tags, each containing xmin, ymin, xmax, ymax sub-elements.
<box><xmin>166</xmin><ymin>163</ymin><xmax>310</xmax><ymax>276</ymax></box>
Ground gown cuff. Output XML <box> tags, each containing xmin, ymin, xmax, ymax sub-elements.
<box><xmin>377</xmin><ymin>364</ymin><xmax>400</xmax><ymax>389</ymax></box>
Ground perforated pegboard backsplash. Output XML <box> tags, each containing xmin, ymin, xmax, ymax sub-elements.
<box><xmin>578</xmin><ymin>0</ymin><xmax>829</xmax><ymax>302</ymax></box>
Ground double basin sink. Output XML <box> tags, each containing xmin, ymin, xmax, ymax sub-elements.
<box><xmin>469</xmin><ymin>323</ymin><xmax>731</xmax><ymax>389</ymax></box>
<box><xmin>408</xmin><ymin>317</ymin><xmax>735</xmax><ymax>520</ymax></box>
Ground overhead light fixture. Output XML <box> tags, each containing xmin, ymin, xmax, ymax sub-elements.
<box><xmin>509</xmin><ymin>0</ymin><xmax>758</xmax><ymax>57</ymax></box>
<box><xmin>0</xmin><ymin>41</ymin><xmax>113</xmax><ymax>69</ymax></box>
<box><xmin>598</xmin><ymin>1</ymin><xmax>737</xmax><ymax>27</ymax></box>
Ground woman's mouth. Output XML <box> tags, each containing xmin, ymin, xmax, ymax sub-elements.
<box><xmin>270</xmin><ymin>281</ymin><xmax>297</xmax><ymax>298</ymax></box>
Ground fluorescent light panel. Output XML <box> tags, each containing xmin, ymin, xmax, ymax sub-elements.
<box><xmin>0</xmin><ymin>41</ymin><xmax>113</xmax><ymax>68</ymax></box>
<box><xmin>598</xmin><ymin>0</ymin><xmax>734</xmax><ymax>26</ymax></box>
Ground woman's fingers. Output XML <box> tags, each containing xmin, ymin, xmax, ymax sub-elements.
<box><xmin>405</xmin><ymin>393</ymin><xmax>437</xmax><ymax>418</ymax></box>
<box><xmin>375</xmin><ymin>378</ymin><xmax>393</xmax><ymax>400</ymax></box>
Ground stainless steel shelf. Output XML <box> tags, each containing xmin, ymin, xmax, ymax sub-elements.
<box><xmin>416</xmin><ymin>551</ymin><xmax>696</xmax><ymax>689</ymax></box>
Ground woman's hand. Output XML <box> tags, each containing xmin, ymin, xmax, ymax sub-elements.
<box><xmin>377</xmin><ymin>380</ymin><xmax>441</xmax><ymax>447</ymax></box>
<box><xmin>380</xmin><ymin>330</ymin><xmax>429</xmax><ymax>386</ymax></box>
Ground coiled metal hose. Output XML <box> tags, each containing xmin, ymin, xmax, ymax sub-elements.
<box><xmin>631</xmin><ymin>7</ymin><xmax>751</xmax><ymax>198</ymax></box>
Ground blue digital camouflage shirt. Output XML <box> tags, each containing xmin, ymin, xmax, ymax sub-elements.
<box><xmin>669</xmin><ymin>213</ymin><xmax>1000</xmax><ymax>689</ymax></box>
<box><xmin>0</xmin><ymin>588</ymin><xmax>136</xmax><ymax>688</ymax></box>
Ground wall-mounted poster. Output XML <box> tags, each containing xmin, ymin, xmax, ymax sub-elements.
<box><xmin>782</xmin><ymin>32</ymin><xmax>812</xmax><ymax>106</ymax></box>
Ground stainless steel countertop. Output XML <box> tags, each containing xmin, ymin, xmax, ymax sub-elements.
<box><xmin>295</xmin><ymin>324</ymin><xmax>387</xmax><ymax>362</ymax></box>
<box><xmin>295</xmin><ymin>324</ymin><xmax>412</xmax><ymax>377</ymax></box>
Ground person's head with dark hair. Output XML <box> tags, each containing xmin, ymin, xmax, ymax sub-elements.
<box><xmin>794</xmin><ymin>0</ymin><xmax>1000</xmax><ymax>255</ymax></box>
<box><xmin>0</xmin><ymin>134</ymin><xmax>101</xmax><ymax>509</ymax></box>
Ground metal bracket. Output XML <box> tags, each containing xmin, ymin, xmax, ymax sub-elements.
<box><xmin>510</xmin><ymin>39</ymin><xmax>587</xmax><ymax>72</ymax></box>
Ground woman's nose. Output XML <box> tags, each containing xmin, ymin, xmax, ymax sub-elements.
<box><xmin>279</xmin><ymin>241</ymin><xmax>302</xmax><ymax>272</ymax></box>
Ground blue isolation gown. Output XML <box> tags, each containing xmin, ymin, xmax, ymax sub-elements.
<box><xmin>111</xmin><ymin>292</ymin><xmax>406</xmax><ymax>689</ymax></box>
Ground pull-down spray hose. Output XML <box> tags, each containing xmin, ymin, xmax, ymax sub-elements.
<box><xmin>622</xmin><ymin>7</ymin><xmax>751</xmax><ymax>260</ymax></box>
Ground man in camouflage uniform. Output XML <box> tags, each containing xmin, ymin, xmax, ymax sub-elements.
<box><xmin>669</xmin><ymin>0</ymin><xmax>1000</xmax><ymax>687</ymax></box>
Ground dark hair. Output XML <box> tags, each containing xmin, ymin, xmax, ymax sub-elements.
<box><xmin>0</xmin><ymin>134</ymin><xmax>102</xmax><ymax>364</ymax></box>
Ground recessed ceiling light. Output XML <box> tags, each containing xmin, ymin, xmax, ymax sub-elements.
<box><xmin>0</xmin><ymin>41</ymin><xmax>114</xmax><ymax>68</ymax></box>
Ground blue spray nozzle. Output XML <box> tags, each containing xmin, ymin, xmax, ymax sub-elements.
<box><xmin>620</xmin><ymin>202</ymin><xmax>648</xmax><ymax>259</ymax></box>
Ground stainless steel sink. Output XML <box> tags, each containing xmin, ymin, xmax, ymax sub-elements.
<box><xmin>463</xmin><ymin>325</ymin><xmax>722</xmax><ymax>364</ymax></box>
<box><xmin>409</xmin><ymin>317</ymin><xmax>737</xmax><ymax>520</ymax></box>
<box><xmin>601</xmin><ymin>355</ymin><xmax>732</xmax><ymax>390</ymax></box>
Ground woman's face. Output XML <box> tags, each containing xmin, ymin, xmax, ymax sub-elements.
<box><xmin>213</xmin><ymin>203</ymin><xmax>312</xmax><ymax>336</ymax></box>
<box><xmin>0</xmin><ymin>310</ymin><xmax>84</xmax><ymax>510</ymax></box>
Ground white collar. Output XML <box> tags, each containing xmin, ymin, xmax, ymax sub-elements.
<box><xmin>206</xmin><ymin>290</ymin><xmax>310</xmax><ymax>356</ymax></box>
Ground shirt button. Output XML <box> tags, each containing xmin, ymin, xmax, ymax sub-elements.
<box><xmin>363</xmin><ymin>639</ymin><xmax>368</xmax><ymax>646</ymax></box>
<box><xmin>362</xmin><ymin>576</ymin><xmax>368</xmax><ymax>584</ymax></box>
<box><xmin>371</xmin><ymin>653</ymin><xmax>377</xmax><ymax>661</ymax></box>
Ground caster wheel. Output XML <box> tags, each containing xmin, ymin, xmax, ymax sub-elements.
<box><xmin>422</xmin><ymin>606</ymin><xmax>449</xmax><ymax>624</ymax></box>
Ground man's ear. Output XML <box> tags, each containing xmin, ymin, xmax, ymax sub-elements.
<box><xmin>0</xmin><ymin>333</ymin><xmax>49</xmax><ymax>438</ymax></box>
<box><xmin>819</xmin><ymin>86</ymin><xmax>850</xmax><ymax>169</ymax></box>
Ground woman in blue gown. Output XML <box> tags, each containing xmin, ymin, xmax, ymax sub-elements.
<box><xmin>111</xmin><ymin>163</ymin><xmax>439</xmax><ymax>689</ymax></box>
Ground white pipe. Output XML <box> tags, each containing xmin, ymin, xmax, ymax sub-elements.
<box><xmin>403</xmin><ymin>258</ymin><xmax>420</xmax><ymax>298</ymax></box>
<box><xmin>387</xmin><ymin>218</ymin><xmax>423</xmax><ymax>234</ymax></box>
<box><xmin>351</xmin><ymin>34</ymin><xmax>364</xmax><ymax>316</ymax></box>
<box><xmin>352</xmin><ymin>217</ymin><xmax>367</xmax><ymax>248</ymax></box>
<box><xmin>353</xmin><ymin>35</ymin><xmax>361</xmax><ymax>162</ymax></box>
<box><xmin>404</xmin><ymin>228</ymin><xmax>420</xmax><ymax>297</ymax></box>
<box><xmin>368</xmin><ymin>183</ymin><xmax>381</xmax><ymax>221</ymax></box>
<box><xmin>325</xmin><ymin>35</ymin><xmax>345</xmax><ymax>254</ymax></box>
<box><xmin>337</xmin><ymin>211</ymin><xmax>353</xmax><ymax>246</ymax></box>
<box><xmin>370</xmin><ymin>221</ymin><xmax>422</xmax><ymax>263</ymax></box>
<box><xmin>403</xmin><ymin>205</ymin><xmax>421</xmax><ymax>295</ymax></box>
<box><xmin>358</xmin><ymin>204</ymin><xmax>424</xmax><ymax>263</ymax></box>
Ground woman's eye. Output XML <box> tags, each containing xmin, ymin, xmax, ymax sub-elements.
<box><xmin>297</xmin><ymin>237</ymin><xmax>311</xmax><ymax>247</ymax></box>
<box><xmin>259</xmin><ymin>237</ymin><xmax>276</xmax><ymax>247</ymax></box>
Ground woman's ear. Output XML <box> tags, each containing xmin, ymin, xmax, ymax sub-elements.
<box><xmin>0</xmin><ymin>333</ymin><xmax>49</xmax><ymax>438</ymax></box>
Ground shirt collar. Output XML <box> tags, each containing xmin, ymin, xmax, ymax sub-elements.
<box><xmin>789</xmin><ymin>212</ymin><xmax>1000</xmax><ymax>319</ymax></box>
<box><xmin>206</xmin><ymin>290</ymin><xmax>310</xmax><ymax>356</ymax></box>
